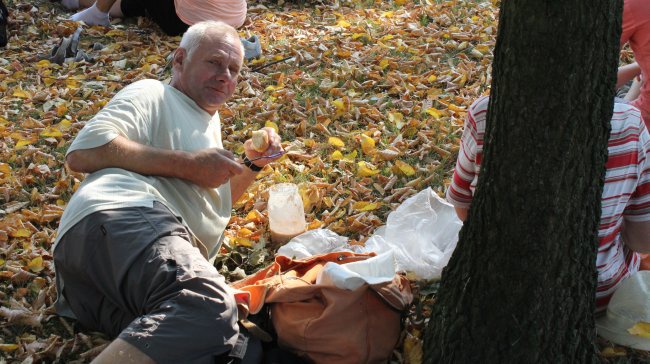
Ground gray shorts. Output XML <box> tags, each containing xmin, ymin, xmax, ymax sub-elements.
<box><xmin>53</xmin><ymin>202</ymin><xmax>239</xmax><ymax>363</ymax></box>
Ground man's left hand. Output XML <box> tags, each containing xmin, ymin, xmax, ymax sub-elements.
<box><xmin>243</xmin><ymin>127</ymin><xmax>284</xmax><ymax>167</ymax></box>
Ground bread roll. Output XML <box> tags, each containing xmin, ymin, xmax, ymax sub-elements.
<box><xmin>251</xmin><ymin>129</ymin><xmax>270</xmax><ymax>152</ymax></box>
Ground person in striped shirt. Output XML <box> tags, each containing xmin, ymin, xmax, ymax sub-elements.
<box><xmin>446</xmin><ymin>96</ymin><xmax>650</xmax><ymax>313</ymax></box>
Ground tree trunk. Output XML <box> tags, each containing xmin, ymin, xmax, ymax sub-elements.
<box><xmin>424</xmin><ymin>1</ymin><xmax>622</xmax><ymax>363</ymax></box>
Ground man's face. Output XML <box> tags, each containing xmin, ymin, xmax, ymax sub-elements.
<box><xmin>172</xmin><ymin>32</ymin><xmax>244</xmax><ymax>114</ymax></box>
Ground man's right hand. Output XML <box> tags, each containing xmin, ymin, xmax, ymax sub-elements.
<box><xmin>184</xmin><ymin>148</ymin><xmax>243</xmax><ymax>188</ymax></box>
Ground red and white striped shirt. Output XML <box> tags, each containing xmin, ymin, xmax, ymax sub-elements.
<box><xmin>446</xmin><ymin>96</ymin><xmax>650</xmax><ymax>313</ymax></box>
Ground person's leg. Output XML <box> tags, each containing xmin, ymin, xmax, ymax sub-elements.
<box><xmin>94</xmin><ymin>0</ymin><xmax>116</xmax><ymax>13</ymax></box>
<box><xmin>54</xmin><ymin>203</ymin><xmax>240</xmax><ymax>363</ymax></box>
<box><xmin>70</xmin><ymin>0</ymin><xmax>112</xmax><ymax>25</ymax></box>
<box><xmin>139</xmin><ymin>0</ymin><xmax>188</xmax><ymax>36</ymax></box>
<box><xmin>109</xmin><ymin>0</ymin><xmax>122</xmax><ymax>18</ymax></box>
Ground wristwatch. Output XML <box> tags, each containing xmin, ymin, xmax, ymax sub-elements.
<box><xmin>242</xmin><ymin>155</ymin><xmax>263</xmax><ymax>172</ymax></box>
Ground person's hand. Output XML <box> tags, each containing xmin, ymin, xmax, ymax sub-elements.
<box><xmin>185</xmin><ymin>148</ymin><xmax>243</xmax><ymax>188</ymax></box>
<box><xmin>243</xmin><ymin>127</ymin><xmax>284</xmax><ymax>168</ymax></box>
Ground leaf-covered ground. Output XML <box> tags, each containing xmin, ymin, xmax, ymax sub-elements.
<box><xmin>0</xmin><ymin>0</ymin><xmax>646</xmax><ymax>362</ymax></box>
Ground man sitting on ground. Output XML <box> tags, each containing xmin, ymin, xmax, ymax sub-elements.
<box><xmin>53</xmin><ymin>20</ymin><xmax>282</xmax><ymax>363</ymax></box>
<box><xmin>446</xmin><ymin>96</ymin><xmax>650</xmax><ymax>313</ymax></box>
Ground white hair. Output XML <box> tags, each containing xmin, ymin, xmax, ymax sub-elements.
<box><xmin>178</xmin><ymin>21</ymin><xmax>243</xmax><ymax>59</ymax></box>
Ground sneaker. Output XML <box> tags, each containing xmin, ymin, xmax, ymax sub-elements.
<box><xmin>241</xmin><ymin>35</ymin><xmax>262</xmax><ymax>60</ymax></box>
<box><xmin>0</xmin><ymin>0</ymin><xmax>8</xmax><ymax>47</ymax></box>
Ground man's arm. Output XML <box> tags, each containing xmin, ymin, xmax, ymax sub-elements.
<box><xmin>454</xmin><ymin>206</ymin><xmax>469</xmax><ymax>222</ymax></box>
<box><xmin>621</xmin><ymin>219</ymin><xmax>650</xmax><ymax>253</ymax></box>
<box><xmin>66</xmin><ymin>135</ymin><xmax>244</xmax><ymax>188</ymax></box>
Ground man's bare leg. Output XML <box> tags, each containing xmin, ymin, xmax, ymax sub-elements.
<box><xmin>92</xmin><ymin>338</ymin><xmax>155</xmax><ymax>364</ymax></box>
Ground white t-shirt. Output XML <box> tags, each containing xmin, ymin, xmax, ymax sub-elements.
<box><xmin>54</xmin><ymin>79</ymin><xmax>232</xmax><ymax>261</ymax></box>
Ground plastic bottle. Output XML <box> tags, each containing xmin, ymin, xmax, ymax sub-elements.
<box><xmin>268</xmin><ymin>183</ymin><xmax>306</xmax><ymax>244</ymax></box>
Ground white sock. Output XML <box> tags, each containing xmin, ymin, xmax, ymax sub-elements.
<box><xmin>61</xmin><ymin>0</ymin><xmax>80</xmax><ymax>10</ymax></box>
<box><xmin>70</xmin><ymin>3</ymin><xmax>110</xmax><ymax>26</ymax></box>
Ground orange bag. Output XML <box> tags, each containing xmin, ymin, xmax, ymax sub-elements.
<box><xmin>232</xmin><ymin>252</ymin><xmax>413</xmax><ymax>364</ymax></box>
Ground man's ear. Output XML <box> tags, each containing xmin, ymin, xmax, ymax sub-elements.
<box><xmin>173</xmin><ymin>48</ymin><xmax>186</xmax><ymax>68</ymax></box>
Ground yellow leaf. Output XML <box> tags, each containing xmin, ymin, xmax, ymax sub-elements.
<box><xmin>332</xmin><ymin>98</ymin><xmax>346</xmax><ymax>112</ymax></box>
<box><xmin>337</xmin><ymin>19</ymin><xmax>351</xmax><ymax>28</ymax></box>
<box><xmin>447</xmin><ymin>104</ymin><xmax>466</xmax><ymax>112</ymax></box>
<box><xmin>35</xmin><ymin>59</ymin><xmax>51</xmax><ymax>68</ymax></box>
<box><xmin>343</xmin><ymin>150</ymin><xmax>358</xmax><ymax>161</ymax></box>
<box><xmin>40</xmin><ymin>127</ymin><xmax>63</xmax><ymax>138</ymax></box>
<box><xmin>27</xmin><ymin>256</ymin><xmax>44</xmax><ymax>273</ymax></box>
<box><xmin>352</xmin><ymin>201</ymin><xmax>380</xmax><ymax>212</ymax></box>
<box><xmin>328</xmin><ymin>136</ymin><xmax>345</xmax><ymax>148</ymax></box>
<box><xmin>304</xmin><ymin>139</ymin><xmax>316</xmax><ymax>148</ymax></box>
<box><xmin>351</xmin><ymin>33</ymin><xmax>367</xmax><ymax>40</ymax></box>
<box><xmin>388</xmin><ymin>111</ymin><xmax>405</xmax><ymax>129</ymax></box>
<box><xmin>476</xmin><ymin>45</ymin><xmax>490</xmax><ymax>53</ymax></box>
<box><xmin>265</xmin><ymin>85</ymin><xmax>284</xmax><ymax>92</ymax></box>
<box><xmin>12</xmin><ymin>89</ymin><xmax>29</xmax><ymax>98</ymax></box>
<box><xmin>65</xmin><ymin>79</ymin><xmax>79</xmax><ymax>89</ymax></box>
<box><xmin>245</xmin><ymin>210</ymin><xmax>265</xmax><ymax>223</ymax></box>
<box><xmin>600</xmin><ymin>347</ymin><xmax>627</xmax><ymax>358</ymax></box>
<box><xmin>381</xmin><ymin>11</ymin><xmax>394</xmax><ymax>18</ymax></box>
<box><xmin>0</xmin><ymin>163</ymin><xmax>11</xmax><ymax>175</ymax></box>
<box><xmin>234</xmin><ymin>237</ymin><xmax>253</xmax><ymax>247</ymax></box>
<box><xmin>105</xmin><ymin>29</ymin><xmax>125</xmax><ymax>37</ymax></box>
<box><xmin>427</xmin><ymin>74</ymin><xmax>437</xmax><ymax>83</ymax></box>
<box><xmin>237</xmin><ymin>228</ymin><xmax>253</xmax><ymax>238</ymax></box>
<box><xmin>12</xmin><ymin>228</ymin><xmax>31</xmax><ymax>238</ymax></box>
<box><xmin>336</xmin><ymin>49</ymin><xmax>351</xmax><ymax>59</ymax></box>
<box><xmin>264</xmin><ymin>121</ymin><xmax>279</xmax><ymax>133</ymax></box>
<box><xmin>425</xmin><ymin>108</ymin><xmax>443</xmax><ymax>119</ymax></box>
<box><xmin>380</xmin><ymin>34</ymin><xmax>394</xmax><ymax>41</ymax></box>
<box><xmin>379</xmin><ymin>59</ymin><xmax>390</xmax><ymax>70</ymax></box>
<box><xmin>331</xmin><ymin>150</ymin><xmax>343</xmax><ymax>161</ymax></box>
<box><xmin>307</xmin><ymin>219</ymin><xmax>324</xmax><ymax>230</ymax></box>
<box><xmin>394</xmin><ymin>0</ymin><xmax>406</xmax><ymax>5</ymax></box>
<box><xmin>360</xmin><ymin>134</ymin><xmax>376</xmax><ymax>154</ymax></box>
<box><xmin>145</xmin><ymin>55</ymin><xmax>164</xmax><ymax>63</ymax></box>
<box><xmin>15</xmin><ymin>139</ymin><xmax>33</xmax><ymax>149</ymax></box>
<box><xmin>628</xmin><ymin>322</ymin><xmax>650</xmax><ymax>338</ymax></box>
<box><xmin>395</xmin><ymin>160</ymin><xmax>416</xmax><ymax>176</ymax></box>
<box><xmin>0</xmin><ymin>344</ymin><xmax>19</xmax><ymax>352</ymax></box>
<box><xmin>0</xmin><ymin>259</ymin><xmax>4</xmax><ymax>266</ymax></box>
<box><xmin>388</xmin><ymin>111</ymin><xmax>403</xmax><ymax>123</ymax></box>
<box><xmin>58</xmin><ymin>119</ymin><xmax>72</xmax><ymax>129</ymax></box>
<box><xmin>357</xmin><ymin>162</ymin><xmax>380</xmax><ymax>177</ymax></box>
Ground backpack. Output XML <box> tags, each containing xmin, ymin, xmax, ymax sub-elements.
<box><xmin>232</xmin><ymin>251</ymin><xmax>413</xmax><ymax>364</ymax></box>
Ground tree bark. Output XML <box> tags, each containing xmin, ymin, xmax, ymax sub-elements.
<box><xmin>424</xmin><ymin>1</ymin><xmax>622</xmax><ymax>363</ymax></box>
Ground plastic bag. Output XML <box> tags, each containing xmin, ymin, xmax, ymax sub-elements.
<box><xmin>364</xmin><ymin>188</ymin><xmax>462</xmax><ymax>280</ymax></box>
<box><xmin>316</xmin><ymin>251</ymin><xmax>396</xmax><ymax>290</ymax></box>
<box><xmin>276</xmin><ymin>228</ymin><xmax>366</xmax><ymax>258</ymax></box>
